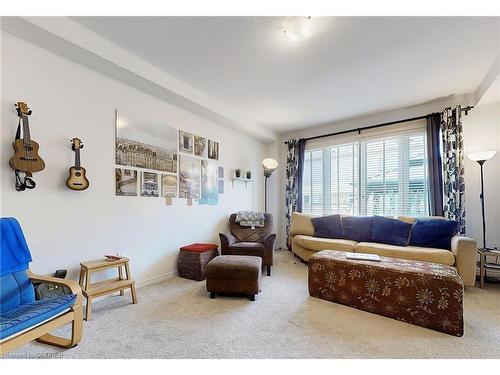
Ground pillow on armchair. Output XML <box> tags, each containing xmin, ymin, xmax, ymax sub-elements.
<box><xmin>311</xmin><ymin>214</ymin><xmax>342</xmax><ymax>239</ymax></box>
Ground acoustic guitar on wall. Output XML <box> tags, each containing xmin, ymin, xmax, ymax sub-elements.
<box><xmin>66</xmin><ymin>138</ymin><xmax>89</xmax><ymax>191</ymax></box>
<box><xmin>9</xmin><ymin>101</ymin><xmax>45</xmax><ymax>173</ymax></box>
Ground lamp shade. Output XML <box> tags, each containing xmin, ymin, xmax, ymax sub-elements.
<box><xmin>262</xmin><ymin>158</ymin><xmax>278</xmax><ymax>171</ymax></box>
<box><xmin>263</xmin><ymin>158</ymin><xmax>278</xmax><ymax>178</ymax></box>
<box><xmin>467</xmin><ymin>150</ymin><xmax>497</xmax><ymax>162</ymax></box>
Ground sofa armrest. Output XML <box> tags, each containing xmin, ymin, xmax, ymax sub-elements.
<box><xmin>450</xmin><ymin>236</ymin><xmax>477</xmax><ymax>287</ymax></box>
<box><xmin>219</xmin><ymin>233</ymin><xmax>236</xmax><ymax>249</ymax></box>
<box><xmin>290</xmin><ymin>212</ymin><xmax>315</xmax><ymax>237</ymax></box>
<box><xmin>27</xmin><ymin>271</ymin><xmax>83</xmax><ymax>305</ymax></box>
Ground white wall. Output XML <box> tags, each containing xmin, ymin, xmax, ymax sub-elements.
<box><xmin>0</xmin><ymin>32</ymin><xmax>265</xmax><ymax>284</ymax></box>
<box><xmin>268</xmin><ymin>99</ymin><xmax>500</xmax><ymax>249</ymax></box>
<box><xmin>462</xmin><ymin>102</ymin><xmax>500</xmax><ymax>249</ymax></box>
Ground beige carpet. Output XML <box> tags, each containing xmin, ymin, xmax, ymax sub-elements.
<box><xmin>6</xmin><ymin>250</ymin><xmax>500</xmax><ymax>359</ymax></box>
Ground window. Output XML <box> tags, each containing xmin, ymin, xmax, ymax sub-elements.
<box><xmin>302</xmin><ymin>120</ymin><xmax>429</xmax><ymax>217</ymax></box>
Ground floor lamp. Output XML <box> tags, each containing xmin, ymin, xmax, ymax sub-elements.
<box><xmin>262</xmin><ymin>158</ymin><xmax>278</xmax><ymax>213</ymax></box>
<box><xmin>467</xmin><ymin>150</ymin><xmax>497</xmax><ymax>249</ymax></box>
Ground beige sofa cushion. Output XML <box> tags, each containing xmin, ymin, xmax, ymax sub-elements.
<box><xmin>293</xmin><ymin>235</ymin><xmax>357</xmax><ymax>252</ymax></box>
<box><xmin>290</xmin><ymin>212</ymin><xmax>315</xmax><ymax>237</ymax></box>
<box><xmin>355</xmin><ymin>242</ymin><xmax>455</xmax><ymax>266</ymax></box>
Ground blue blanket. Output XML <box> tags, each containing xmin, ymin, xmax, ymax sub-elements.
<box><xmin>1</xmin><ymin>218</ymin><xmax>32</xmax><ymax>276</ymax></box>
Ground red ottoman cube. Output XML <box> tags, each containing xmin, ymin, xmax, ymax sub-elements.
<box><xmin>178</xmin><ymin>243</ymin><xmax>219</xmax><ymax>281</ymax></box>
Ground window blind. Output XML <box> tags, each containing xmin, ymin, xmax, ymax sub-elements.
<box><xmin>302</xmin><ymin>120</ymin><xmax>429</xmax><ymax>217</ymax></box>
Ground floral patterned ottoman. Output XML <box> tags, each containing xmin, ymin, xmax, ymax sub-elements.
<box><xmin>308</xmin><ymin>250</ymin><xmax>464</xmax><ymax>336</ymax></box>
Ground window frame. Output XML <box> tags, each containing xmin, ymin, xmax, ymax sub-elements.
<box><xmin>301</xmin><ymin>119</ymin><xmax>429</xmax><ymax>217</ymax></box>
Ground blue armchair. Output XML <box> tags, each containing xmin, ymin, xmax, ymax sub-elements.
<box><xmin>0</xmin><ymin>218</ymin><xmax>83</xmax><ymax>354</ymax></box>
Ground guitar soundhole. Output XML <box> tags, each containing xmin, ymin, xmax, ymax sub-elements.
<box><xmin>75</xmin><ymin>172</ymin><xmax>82</xmax><ymax>177</ymax></box>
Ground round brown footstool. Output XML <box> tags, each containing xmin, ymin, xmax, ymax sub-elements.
<box><xmin>206</xmin><ymin>255</ymin><xmax>262</xmax><ymax>301</ymax></box>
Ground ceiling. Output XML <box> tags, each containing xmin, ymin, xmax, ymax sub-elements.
<box><xmin>72</xmin><ymin>17</ymin><xmax>500</xmax><ymax>134</ymax></box>
<box><xmin>479</xmin><ymin>75</ymin><xmax>500</xmax><ymax>106</ymax></box>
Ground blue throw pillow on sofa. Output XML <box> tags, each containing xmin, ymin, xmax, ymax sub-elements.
<box><xmin>371</xmin><ymin>216</ymin><xmax>413</xmax><ymax>247</ymax></box>
<box><xmin>409</xmin><ymin>218</ymin><xmax>458</xmax><ymax>250</ymax></box>
<box><xmin>341</xmin><ymin>216</ymin><xmax>373</xmax><ymax>242</ymax></box>
<box><xmin>311</xmin><ymin>214</ymin><xmax>342</xmax><ymax>239</ymax></box>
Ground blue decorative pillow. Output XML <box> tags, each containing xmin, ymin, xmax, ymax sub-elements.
<box><xmin>311</xmin><ymin>214</ymin><xmax>342</xmax><ymax>239</ymax></box>
<box><xmin>371</xmin><ymin>216</ymin><xmax>413</xmax><ymax>247</ymax></box>
<box><xmin>341</xmin><ymin>216</ymin><xmax>373</xmax><ymax>242</ymax></box>
<box><xmin>409</xmin><ymin>218</ymin><xmax>458</xmax><ymax>250</ymax></box>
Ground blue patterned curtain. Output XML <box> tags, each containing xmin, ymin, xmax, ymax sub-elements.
<box><xmin>285</xmin><ymin>138</ymin><xmax>306</xmax><ymax>249</ymax></box>
<box><xmin>441</xmin><ymin>106</ymin><xmax>465</xmax><ymax>233</ymax></box>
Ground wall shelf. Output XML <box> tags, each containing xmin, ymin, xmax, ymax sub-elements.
<box><xmin>231</xmin><ymin>177</ymin><xmax>253</xmax><ymax>188</ymax></box>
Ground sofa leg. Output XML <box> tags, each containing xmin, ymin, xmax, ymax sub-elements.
<box><xmin>210</xmin><ymin>292</ymin><xmax>216</xmax><ymax>299</ymax></box>
<box><xmin>267</xmin><ymin>266</ymin><xmax>271</xmax><ymax>276</ymax></box>
<box><xmin>249</xmin><ymin>294</ymin><xmax>255</xmax><ymax>301</ymax></box>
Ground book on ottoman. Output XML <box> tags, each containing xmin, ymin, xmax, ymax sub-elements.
<box><xmin>345</xmin><ymin>253</ymin><xmax>381</xmax><ymax>262</ymax></box>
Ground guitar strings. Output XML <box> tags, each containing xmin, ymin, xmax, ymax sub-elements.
<box><xmin>23</xmin><ymin>115</ymin><xmax>33</xmax><ymax>160</ymax></box>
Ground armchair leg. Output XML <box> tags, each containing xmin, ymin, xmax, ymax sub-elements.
<box><xmin>72</xmin><ymin>302</ymin><xmax>83</xmax><ymax>345</ymax></box>
<box><xmin>267</xmin><ymin>265</ymin><xmax>271</xmax><ymax>276</ymax></box>
<box><xmin>36</xmin><ymin>332</ymin><xmax>77</xmax><ymax>349</ymax></box>
<box><xmin>36</xmin><ymin>304</ymin><xmax>83</xmax><ymax>349</ymax></box>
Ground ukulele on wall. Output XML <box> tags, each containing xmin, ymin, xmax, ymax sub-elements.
<box><xmin>66</xmin><ymin>138</ymin><xmax>89</xmax><ymax>191</ymax></box>
<box><xmin>9</xmin><ymin>101</ymin><xmax>45</xmax><ymax>173</ymax></box>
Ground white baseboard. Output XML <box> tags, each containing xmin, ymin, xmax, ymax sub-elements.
<box><xmin>135</xmin><ymin>271</ymin><xmax>178</xmax><ymax>289</ymax></box>
<box><xmin>89</xmin><ymin>271</ymin><xmax>178</xmax><ymax>303</ymax></box>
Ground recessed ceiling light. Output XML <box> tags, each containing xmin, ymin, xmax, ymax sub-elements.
<box><xmin>282</xmin><ymin>16</ymin><xmax>313</xmax><ymax>43</ymax></box>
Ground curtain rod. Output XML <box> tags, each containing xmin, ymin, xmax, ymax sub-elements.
<box><xmin>284</xmin><ymin>105</ymin><xmax>474</xmax><ymax>144</ymax></box>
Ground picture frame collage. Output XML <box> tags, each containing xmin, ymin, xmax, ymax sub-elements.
<box><xmin>114</xmin><ymin>110</ymin><xmax>222</xmax><ymax>205</ymax></box>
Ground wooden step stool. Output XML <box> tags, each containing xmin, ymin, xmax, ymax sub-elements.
<box><xmin>79</xmin><ymin>257</ymin><xmax>137</xmax><ymax>320</ymax></box>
